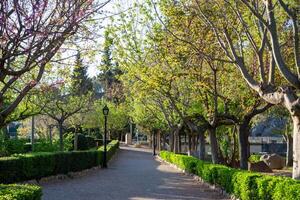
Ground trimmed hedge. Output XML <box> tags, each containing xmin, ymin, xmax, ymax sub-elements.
<box><xmin>160</xmin><ymin>151</ymin><xmax>300</xmax><ymax>200</ymax></box>
<box><xmin>98</xmin><ymin>140</ymin><xmax>119</xmax><ymax>163</ymax></box>
<box><xmin>0</xmin><ymin>140</ymin><xmax>119</xmax><ymax>184</ymax></box>
<box><xmin>0</xmin><ymin>184</ymin><xmax>42</xmax><ymax>200</ymax></box>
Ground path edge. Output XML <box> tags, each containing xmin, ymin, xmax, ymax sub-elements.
<box><xmin>155</xmin><ymin>155</ymin><xmax>239</xmax><ymax>200</ymax></box>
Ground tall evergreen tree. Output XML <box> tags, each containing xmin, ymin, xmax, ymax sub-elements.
<box><xmin>98</xmin><ymin>29</ymin><xmax>124</xmax><ymax>103</ymax></box>
<box><xmin>72</xmin><ymin>52</ymin><xmax>93</xmax><ymax>95</ymax></box>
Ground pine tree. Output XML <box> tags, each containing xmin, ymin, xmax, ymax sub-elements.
<box><xmin>98</xmin><ymin>29</ymin><xmax>124</xmax><ymax>103</ymax></box>
<box><xmin>72</xmin><ymin>51</ymin><xmax>93</xmax><ymax>95</ymax></box>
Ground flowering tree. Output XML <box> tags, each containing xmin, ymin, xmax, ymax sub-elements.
<box><xmin>0</xmin><ymin>0</ymin><xmax>108</xmax><ymax>127</ymax></box>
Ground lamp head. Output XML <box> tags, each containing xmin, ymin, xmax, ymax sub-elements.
<box><xmin>103</xmin><ymin>105</ymin><xmax>109</xmax><ymax>116</ymax></box>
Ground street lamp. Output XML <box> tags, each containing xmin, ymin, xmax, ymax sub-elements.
<box><xmin>102</xmin><ymin>105</ymin><xmax>109</xmax><ymax>168</ymax></box>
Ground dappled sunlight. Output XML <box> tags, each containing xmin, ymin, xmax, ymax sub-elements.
<box><xmin>155</xmin><ymin>163</ymin><xmax>179</xmax><ymax>174</ymax></box>
<box><xmin>1</xmin><ymin>0</ymin><xmax>295</xmax><ymax>199</ymax></box>
<box><xmin>129</xmin><ymin>193</ymin><xmax>213</xmax><ymax>200</ymax></box>
<box><xmin>42</xmin><ymin>146</ymin><xmax>227</xmax><ymax>200</ymax></box>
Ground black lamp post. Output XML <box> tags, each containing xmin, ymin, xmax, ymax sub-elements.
<box><xmin>102</xmin><ymin>105</ymin><xmax>109</xmax><ymax>168</ymax></box>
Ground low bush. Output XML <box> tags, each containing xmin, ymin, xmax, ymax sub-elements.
<box><xmin>160</xmin><ymin>151</ymin><xmax>300</xmax><ymax>200</ymax></box>
<box><xmin>0</xmin><ymin>138</ymin><xmax>27</xmax><ymax>157</ymax></box>
<box><xmin>85</xmin><ymin>136</ymin><xmax>96</xmax><ymax>149</ymax></box>
<box><xmin>24</xmin><ymin>140</ymin><xmax>60</xmax><ymax>153</ymax></box>
<box><xmin>77</xmin><ymin>134</ymin><xmax>96</xmax><ymax>150</ymax></box>
<box><xmin>249</xmin><ymin>154</ymin><xmax>261</xmax><ymax>163</ymax></box>
<box><xmin>33</xmin><ymin>141</ymin><xmax>60</xmax><ymax>152</ymax></box>
<box><xmin>0</xmin><ymin>184</ymin><xmax>42</xmax><ymax>200</ymax></box>
<box><xmin>0</xmin><ymin>140</ymin><xmax>119</xmax><ymax>184</ymax></box>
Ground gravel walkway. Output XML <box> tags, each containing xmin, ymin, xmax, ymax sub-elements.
<box><xmin>41</xmin><ymin>146</ymin><xmax>229</xmax><ymax>200</ymax></box>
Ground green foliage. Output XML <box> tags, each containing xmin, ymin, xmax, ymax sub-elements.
<box><xmin>64</xmin><ymin>133</ymin><xmax>74</xmax><ymax>151</ymax></box>
<box><xmin>0</xmin><ymin>140</ymin><xmax>119</xmax><ymax>184</ymax></box>
<box><xmin>71</xmin><ymin>52</ymin><xmax>93</xmax><ymax>96</ymax></box>
<box><xmin>33</xmin><ymin>140</ymin><xmax>60</xmax><ymax>153</ymax></box>
<box><xmin>0</xmin><ymin>135</ymin><xmax>28</xmax><ymax>157</ymax></box>
<box><xmin>98</xmin><ymin>140</ymin><xmax>119</xmax><ymax>162</ymax></box>
<box><xmin>0</xmin><ymin>184</ymin><xmax>42</xmax><ymax>200</ymax></box>
<box><xmin>23</xmin><ymin>140</ymin><xmax>60</xmax><ymax>153</ymax></box>
<box><xmin>160</xmin><ymin>151</ymin><xmax>300</xmax><ymax>200</ymax></box>
<box><xmin>77</xmin><ymin>134</ymin><xmax>96</xmax><ymax>150</ymax></box>
<box><xmin>249</xmin><ymin>154</ymin><xmax>261</xmax><ymax>163</ymax></box>
<box><xmin>3</xmin><ymin>139</ymin><xmax>27</xmax><ymax>156</ymax></box>
<box><xmin>84</xmin><ymin>100</ymin><xmax>129</xmax><ymax>137</ymax></box>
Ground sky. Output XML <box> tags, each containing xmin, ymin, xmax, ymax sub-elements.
<box><xmin>85</xmin><ymin>0</ymin><xmax>134</xmax><ymax>77</ymax></box>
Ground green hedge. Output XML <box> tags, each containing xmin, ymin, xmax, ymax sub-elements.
<box><xmin>98</xmin><ymin>140</ymin><xmax>119</xmax><ymax>164</ymax></box>
<box><xmin>0</xmin><ymin>140</ymin><xmax>119</xmax><ymax>184</ymax></box>
<box><xmin>160</xmin><ymin>151</ymin><xmax>300</xmax><ymax>200</ymax></box>
<box><xmin>0</xmin><ymin>184</ymin><xmax>42</xmax><ymax>200</ymax></box>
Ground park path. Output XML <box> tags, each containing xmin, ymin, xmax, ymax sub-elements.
<box><xmin>41</xmin><ymin>145</ymin><xmax>229</xmax><ymax>200</ymax></box>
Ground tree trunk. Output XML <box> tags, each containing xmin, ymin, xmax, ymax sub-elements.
<box><xmin>184</xmin><ymin>134</ymin><xmax>187</xmax><ymax>152</ymax></box>
<box><xmin>49</xmin><ymin>126</ymin><xmax>53</xmax><ymax>145</ymax></box>
<box><xmin>191</xmin><ymin>135</ymin><xmax>195</xmax><ymax>151</ymax></box>
<box><xmin>152</xmin><ymin>131</ymin><xmax>156</xmax><ymax>155</ymax></box>
<box><xmin>58</xmin><ymin>121</ymin><xmax>64</xmax><ymax>151</ymax></box>
<box><xmin>161</xmin><ymin>134</ymin><xmax>165</xmax><ymax>150</ymax></box>
<box><xmin>169</xmin><ymin>131</ymin><xmax>174</xmax><ymax>152</ymax></box>
<box><xmin>173</xmin><ymin>130</ymin><xmax>179</xmax><ymax>153</ymax></box>
<box><xmin>237</xmin><ymin>122</ymin><xmax>250</xmax><ymax>170</ymax></box>
<box><xmin>157</xmin><ymin>130</ymin><xmax>161</xmax><ymax>151</ymax></box>
<box><xmin>74</xmin><ymin>132</ymin><xmax>78</xmax><ymax>151</ymax></box>
<box><xmin>230</xmin><ymin>126</ymin><xmax>238</xmax><ymax>167</ymax></box>
<box><xmin>199</xmin><ymin>131</ymin><xmax>206</xmax><ymax>160</ymax></box>
<box><xmin>188</xmin><ymin>134</ymin><xmax>192</xmax><ymax>156</ymax></box>
<box><xmin>292</xmin><ymin>116</ymin><xmax>300</xmax><ymax>179</ymax></box>
<box><xmin>286</xmin><ymin>133</ymin><xmax>293</xmax><ymax>167</ymax></box>
<box><xmin>178</xmin><ymin>134</ymin><xmax>182</xmax><ymax>153</ymax></box>
<box><xmin>208</xmin><ymin>128</ymin><xmax>219</xmax><ymax>164</ymax></box>
<box><xmin>195</xmin><ymin>135</ymin><xmax>199</xmax><ymax>151</ymax></box>
<box><xmin>149</xmin><ymin>133</ymin><xmax>153</xmax><ymax>148</ymax></box>
<box><xmin>31</xmin><ymin>116</ymin><xmax>35</xmax><ymax>152</ymax></box>
<box><xmin>192</xmin><ymin>135</ymin><xmax>197</xmax><ymax>151</ymax></box>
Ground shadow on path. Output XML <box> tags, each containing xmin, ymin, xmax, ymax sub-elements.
<box><xmin>41</xmin><ymin>146</ymin><xmax>228</xmax><ymax>200</ymax></box>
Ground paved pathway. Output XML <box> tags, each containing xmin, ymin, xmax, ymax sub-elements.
<box><xmin>41</xmin><ymin>146</ymin><xmax>229</xmax><ymax>200</ymax></box>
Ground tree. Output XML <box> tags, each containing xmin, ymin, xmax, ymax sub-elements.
<box><xmin>98</xmin><ymin>29</ymin><xmax>124</xmax><ymax>103</ymax></box>
<box><xmin>190</xmin><ymin>0</ymin><xmax>299</xmax><ymax>178</ymax></box>
<box><xmin>37</xmin><ymin>83</ymin><xmax>92</xmax><ymax>151</ymax></box>
<box><xmin>112</xmin><ymin>0</ymin><xmax>274</xmax><ymax>169</ymax></box>
<box><xmin>0</xmin><ymin>0</ymin><xmax>108</xmax><ymax>127</ymax></box>
<box><xmin>72</xmin><ymin>52</ymin><xmax>93</xmax><ymax>95</ymax></box>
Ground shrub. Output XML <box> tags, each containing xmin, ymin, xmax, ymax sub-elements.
<box><xmin>249</xmin><ymin>154</ymin><xmax>261</xmax><ymax>163</ymax></box>
<box><xmin>0</xmin><ymin>138</ymin><xmax>27</xmax><ymax>156</ymax></box>
<box><xmin>160</xmin><ymin>151</ymin><xmax>300</xmax><ymax>200</ymax></box>
<box><xmin>77</xmin><ymin>134</ymin><xmax>96</xmax><ymax>150</ymax></box>
<box><xmin>5</xmin><ymin>139</ymin><xmax>27</xmax><ymax>155</ymax></box>
<box><xmin>64</xmin><ymin>133</ymin><xmax>74</xmax><ymax>151</ymax></box>
<box><xmin>85</xmin><ymin>136</ymin><xmax>96</xmax><ymax>149</ymax></box>
<box><xmin>0</xmin><ymin>140</ymin><xmax>119</xmax><ymax>184</ymax></box>
<box><xmin>63</xmin><ymin>133</ymin><xmax>97</xmax><ymax>151</ymax></box>
<box><xmin>23</xmin><ymin>140</ymin><xmax>60</xmax><ymax>153</ymax></box>
<box><xmin>0</xmin><ymin>184</ymin><xmax>42</xmax><ymax>200</ymax></box>
<box><xmin>77</xmin><ymin>134</ymin><xmax>88</xmax><ymax>150</ymax></box>
<box><xmin>33</xmin><ymin>140</ymin><xmax>60</xmax><ymax>152</ymax></box>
